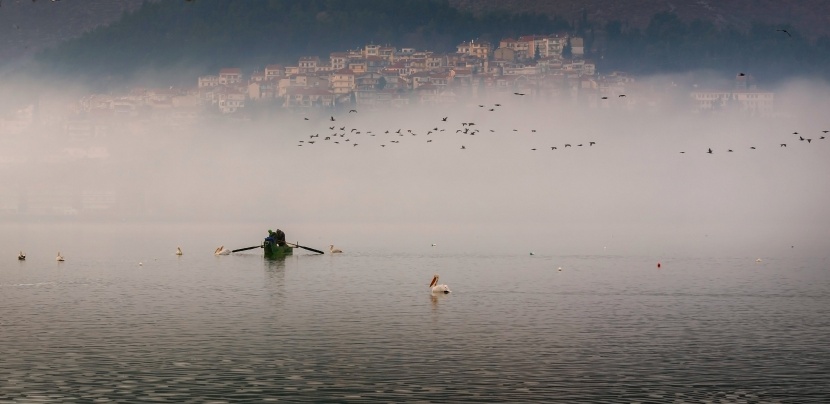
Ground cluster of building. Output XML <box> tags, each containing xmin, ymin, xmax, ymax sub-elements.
<box><xmin>196</xmin><ymin>35</ymin><xmax>600</xmax><ymax>113</ymax></box>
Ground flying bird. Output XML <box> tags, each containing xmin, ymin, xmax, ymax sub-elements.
<box><xmin>707</xmin><ymin>148</ymin><xmax>713</xmax><ymax>154</ymax></box>
<box><xmin>780</xmin><ymin>143</ymin><xmax>787</xmax><ymax>147</ymax></box>
<box><xmin>442</xmin><ymin>117</ymin><xmax>447</xmax><ymax>121</ymax></box>
<box><xmin>349</xmin><ymin>109</ymin><xmax>357</xmax><ymax>113</ymax></box>
<box><xmin>330</xmin><ymin>116</ymin><xmax>335</xmax><ymax>121</ymax></box>
<box><xmin>776</xmin><ymin>29</ymin><xmax>792</xmax><ymax>37</ymax></box>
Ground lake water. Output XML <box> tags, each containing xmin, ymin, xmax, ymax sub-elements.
<box><xmin>2</xmin><ymin>225</ymin><xmax>829</xmax><ymax>403</ymax></box>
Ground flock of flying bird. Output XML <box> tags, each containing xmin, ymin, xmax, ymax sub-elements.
<box><xmin>293</xmin><ymin>91</ymin><xmax>828</xmax><ymax>155</ymax></box>
<box><xmin>295</xmin><ymin>92</ymin><xmax>607</xmax><ymax>152</ymax></box>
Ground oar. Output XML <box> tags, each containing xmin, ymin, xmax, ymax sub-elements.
<box><xmin>231</xmin><ymin>245</ymin><xmax>262</xmax><ymax>253</ymax></box>
<box><xmin>286</xmin><ymin>242</ymin><xmax>325</xmax><ymax>255</ymax></box>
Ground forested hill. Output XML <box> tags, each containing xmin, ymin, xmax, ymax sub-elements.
<box><xmin>33</xmin><ymin>0</ymin><xmax>567</xmax><ymax>83</ymax></box>
<box><xmin>32</xmin><ymin>0</ymin><xmax>830</xmax><ymax>86</ymax></box>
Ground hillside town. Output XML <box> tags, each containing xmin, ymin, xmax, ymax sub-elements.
<box><xmin>3</xmin><ymin>34</ymin><xmax>776</xmax><ymax>137</ymax></box>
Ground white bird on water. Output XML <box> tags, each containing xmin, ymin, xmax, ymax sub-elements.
<box><xmin>176</xmin><ymin>247</ymin><xmax>183</xmax><ymax>256</ymax></box>
<box><xmin>18</xmin><ymin>251</ymin><xmax>26</xmax><ymax>260</ymax></box>
<box><xmin>429</xmin><ymin>274</ymin><xmax>451</xmax><ymax>294</ymax></box>
<box><xmin>330</xmin><ymin>245</ymin><xmax>343</xmax><ymax>254</ymax></box>
<box><xmin>56</xmin><ymin>252</ymin><xmax>64</xmax><ymax>262</ymax></box>
<box><xmin>214</xmin><ymin>246</ymin><xmax>231</xmax><ymax>255</ymax></box>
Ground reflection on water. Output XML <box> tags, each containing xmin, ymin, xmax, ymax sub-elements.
<box><xmin>1</xmin><ymin>251</ymin><xmax>828</xmax><ymax>402</ymax></box>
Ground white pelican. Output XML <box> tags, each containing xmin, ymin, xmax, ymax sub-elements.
<box><xmin>18</xmin><ymin>251</ymin><xmax>26</xmax><ymax>260</ymax></box>
<box><xmin>330</xmin><ymin>245</ymin><xmax>343</xmax><ymax>254</ymax></box>
<box><xmin>176</xmin><ymin>247</ymin><xmax>183</xmax><ymax>256</ymax></box>
<box><xmin>429</xmin><ymin>274</ymin><xmax>451</xmax><ymax>294</ymax></box>
<box><xmin>56</xmin><ymin>252</ymin><xmax>64</xmax><ymax>262</ymax></box>
<box><xmin>214</xmin><ymin>246</ymin><xmax>231</xmax><ymax>255</ymax></box>
<box><xmin>755</xmin><ymin>258</ymin><xmax>762</xmax><ymax>262</ymax></box>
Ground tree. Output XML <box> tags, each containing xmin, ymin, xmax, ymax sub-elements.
<box><xmin>562</xmin><ymin>37</ymin><xmax>572</xmax><ymax>59</ymax></box>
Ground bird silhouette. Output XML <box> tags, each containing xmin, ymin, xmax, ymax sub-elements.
<box><xmin>780</xmin><ymin>144</ymin><xmax>787</xmax><ymax>147</ymax></box>
<box><xmin>589</xmin><ymin>141</ymin><xmax>596</xmax><ymax>146</ymax></box>
<box><xmin>461</xmin><ymin>145</ymin><xmax>466</xmax><ymax>149</ymax></box>
<box><xmin>707</xmin><ymin>148</ymin><xmax>713</xmax><ymax>154</ymax></box>
<box><xmin>442</xmin><ymin>117</ymin><xmax>447</xmax><ymax>121</ymax></box>
<box><xmin>349</xmin><ymin>109</ymin><xmax>357</xmax><ymax>113</ymax></box>
<box><xmin>330</xmin><ymin>116</ymin><xmax>335</xmax><ymax>121</ymax></box>
<box><xmin>776</xmin><ymin>29</ymin><xmax>792</xmax><ymax>37</ymax></box>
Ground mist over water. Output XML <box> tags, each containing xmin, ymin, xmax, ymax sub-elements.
<box><xmin>3</xmin><ymin>76</ymin><xmax>830</xmax><ymax>258</ymax></box>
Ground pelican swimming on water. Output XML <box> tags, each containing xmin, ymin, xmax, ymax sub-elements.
<box><xmin>18</xmin><ymin>251</ymin><xmax>25</xmax><ymax>260</ymax></box>
<box><xmin>56</xmin><ymin>252</ymin><xmax>64</xmax><ymax>262</ymax></box>
<box><xmin>176</xmin><ymin>246</ymin><xmax>183</xmax><ymax>256</ymax></box>
<box><xmin>429</xmin><ymin>274</ymin><xmax>451</xmax><ymax>294</ymax></box>
<box><xmin>330</xmin><ymin>245</ymin><xmax>343</xmax><ymax>253</ymax></box>
<box><xmin>214</xmin><ymin>246</ymin><xmax>231</xmax><ymax>255</ymax></box>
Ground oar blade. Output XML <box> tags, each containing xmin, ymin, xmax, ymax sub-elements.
<box><xmin>231</xmin><ymin>245</ymin><xmax>262</xmax><ymax>253</ymax></box>
<box><xmin>286</xmin><ymin>243</ymin><xmax>325</xmax><ymax>255</ymax></box>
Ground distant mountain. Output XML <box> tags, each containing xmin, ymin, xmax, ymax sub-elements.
<box><xmin>30</xmin><ymin>0</ymin><xmax>570</xmax><ymax>86</ymax></box>
<box><xmin>0</xmin><ymin>0</ymin><xmax>144</xmax><ymax>68</ymax></box>
<box><xmin>449</xmin><ymin>0</ymin><xmax>830</xmax><ymax>40</ymax></box>
<box><xmin>5</xmin><ymin>0</ymin><xmax>830</xmax><ymax>87</ymax></box>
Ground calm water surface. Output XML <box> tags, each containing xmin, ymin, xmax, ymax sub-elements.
<box><xmin>2</xmin><ymin>235</ymin><xmax>829</xmax><ymax>402</ymax></box>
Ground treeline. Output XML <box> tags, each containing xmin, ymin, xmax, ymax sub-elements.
<box><xmin>34</xmin><ymin>0</ymin><xmax>568</xmax><ymax>85</ymax></box>
<box><xmin>34</xmin><ymin>1</ymin><xmax>830</xmax><ymax>86</ymax></box>
<box><xmin>598</xmin><ymin>12</ymin><xmax>830</xmax><ymax>82</ymax></box>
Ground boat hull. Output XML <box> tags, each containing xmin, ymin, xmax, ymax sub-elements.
<box><xmin>263</xmin><ymin>242</ymin><xmax>293</xmax><ymax>258</ymax></box>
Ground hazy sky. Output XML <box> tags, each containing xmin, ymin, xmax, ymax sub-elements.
<box><xmin>3</xmin><ymin>76</ymin><xmax>829</xmax><ymax>259</ymax></box>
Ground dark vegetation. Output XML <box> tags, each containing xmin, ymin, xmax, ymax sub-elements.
<box><xmin>34</xmin><ymin>0</ymin><xmax>568</xmax><ymax>85</ymax></box>
<box><xmin>33</xmin><ymin>0</ymin><xmax>830</xmax><ymax>86</ymax></box>
<box><xmin>598</xmin><ymin>12</ymin><xmax>830</xmax><ymax>83</ymax></box>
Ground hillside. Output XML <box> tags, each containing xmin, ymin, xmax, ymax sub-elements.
<box><xmin>449</xmin><ymin>0</ymin><xmax>830</xmax><ymax>40</ymax></box>
<box><xmin>0</xmin><ymin>0</ymin><xmax>143</xmax><ymax>67</ymax></box>
<box><xmin>4</xmin><ymin>0</ymin><xmax>828</xmax><ymax>87</ymax></box>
